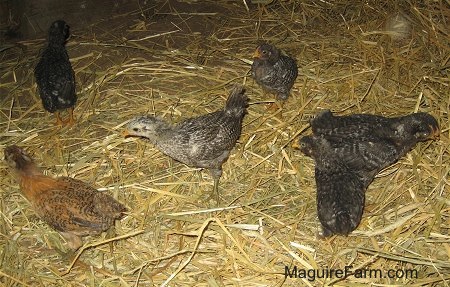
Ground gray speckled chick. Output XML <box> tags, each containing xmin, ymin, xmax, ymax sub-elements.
<box><xmin>124</xmin><ymin>84</ymin><xmax>248</xmax><ymax>202</ymax></box>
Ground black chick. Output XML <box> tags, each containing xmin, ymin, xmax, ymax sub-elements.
<box><xmin>298</xmin><ymin>135</ymin><xmax>366</xmax><ymax>237</ymax></box>
<box><xmin>34</xmin><ymin>20</ymin><xmax>76</xmax><ymax>126</ymax></box>
<box><xmin>311</xmin><ymin>110</ymin><xmax>440</xmax><ymax>156</ymax></box>
<box><xmin>295</xmin><ymin>111</ymin><xmax>440</xmax><ymax>236</ymax></box>
<box><xmin>251</xmin><ymin>43</ymin><xmax>298</xmax><ymax>101</ymax></box>
<box><xmin>307</xmin><ymin>136</ymin><xmax>395</xmax><ymax>188</ymax></box>
<box><xmin>123</xmin><ymin>84</ymin><xmax>248</xmax><ymax>201</ymax></box>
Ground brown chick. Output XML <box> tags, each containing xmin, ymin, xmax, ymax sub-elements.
<box><xmin>123</xmin><ymin>84</ymin><xmax>248</xmax><ymax>202</ymax></box>
<box><xmin>4</xmin><ymin>145</ymin><xmax>127</xmax><ymax>250</ymax></box>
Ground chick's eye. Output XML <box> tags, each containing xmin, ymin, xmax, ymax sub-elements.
<box><xmin>133</xmin><ymin>128</ymin><xmax>139</xmax><ymax>132</ymax></box>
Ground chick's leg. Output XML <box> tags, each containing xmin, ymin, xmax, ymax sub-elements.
<box><xmin>66</xmin><ymin>107</ymin><xmax>76</xmax><ymax>126</ymax></box>
<box><xmin>209</xmin><ymin>168</ymin><xmax>222</xmax><ymax>204</ymax></box>
<box><xmin>267</xmin><ymin>99</ymin><xmax>284</xmax><ymax>114</ymax></box>
<box><xmin>203</xmin><ymin>177</ymin><xmax>220</xmax><ymax>205</ymax></box>
<box><xmin>267</xmin><ymin>97</ymin><xmax>285</xmax><ymax>118</ymax></box>
<box><xmin>55</xmin><ymin>112</ymin><xmax>64</xmax><ymax>126</ymax></box>
<box><xmin>54</xmin><ymin>232</ymin><xmax>82</xmax><ymax>261</ymax></box>
<box><xmin>213</xmin><ymin>178</ymin><xmax>220</xmax><ymax>204</ymax></box>
<box><xmin>60</xmin><ymin>232</ymin><xmax>83</xmax><ymax>250</ymax></box>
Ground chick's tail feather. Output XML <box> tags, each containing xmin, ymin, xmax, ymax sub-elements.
<box><xmin>225</xmin><ymin>84</ymin><xmax>248</xmax><ymax>117</ymax></box>
<box><xmin>334</xmin><ymin>211</ymin><xmax>355</xmax><ymax>235</ymax></box>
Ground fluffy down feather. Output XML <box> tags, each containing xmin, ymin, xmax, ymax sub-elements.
<box><xmin>4</xmin><ymin>145</ymin><xmax>127</xmax><ymax>250</ymax></box>
<box><xmin>123</xmin><ymin>84</ymin><xmax>248</xmax><ymax>200</ymax></box>
<box><xmin>34</xmin><ymin>20</ymin><xmax>76</xmax><ymax>124</ymax></box>
<box><xmin>251</xmin><ymin>43</ymin><xmax>298</xmax><ymax>100</ymax></box>
<box><xmin>296</xmin><ymin>111</ymin><xmax>439</xmax><ymax>236</ymax></box>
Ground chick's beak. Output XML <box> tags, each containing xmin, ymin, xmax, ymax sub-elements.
<box><xmin>291</xmin><ymin>139</ymin><xmax>300</xmax><ymax>149</ymax></box>
<box><xmin>253</xmin><ymin>48</ymin><xmax>262</xmax><ymax>59</ymax></box>
<box><xmin>122</xmin><ymin>129</ymin><xmax>130</xmax><ymax>137</ymax></box>
<box><xmin>430</xmin><ymin>125</ymin><xmax>440</xmax><ymax>140</ymax></box>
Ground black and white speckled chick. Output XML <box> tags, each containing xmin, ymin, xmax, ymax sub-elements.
<box><xmin>311</xmin><ymin>110</ymin><xmax>440</xmax><ymax>158</ymax></box>
<box><xmin>34</xmin><ymin>20</ymin><xmax>76</xmax><ymax>125</ymax></box>
<box><xmin>298</xmin><ymin>135</ymin><xmax>366</xmax><ymax>237</ymax></box>
<box><xmin>296</xmin><ymin>111</ymin><xmax>439</xmax><ymax>236</ymax></box>
<box><xmin>124</xmin><ymin>84</ymin><xmax>248</xmax><ymax>200</ymax></box>
<box><xmin>251</xmin><ymin>43</ymin><xmax>298</xmax><ymax>100</ymax></box>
